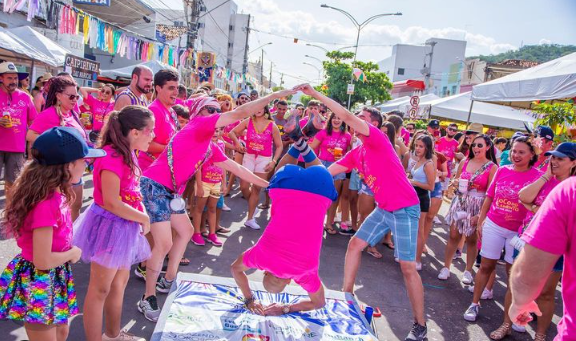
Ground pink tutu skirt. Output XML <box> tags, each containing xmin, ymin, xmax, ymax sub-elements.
<box><xmin>73</xmin><ymin>204</ymin><xmax>151</xmax><ymax>269</ymax></box>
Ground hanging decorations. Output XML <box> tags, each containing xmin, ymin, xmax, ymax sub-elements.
<box><xmin>197</xmin><ymin>52</ymin><xmax>216</xmax><ymax>83</ymax></box>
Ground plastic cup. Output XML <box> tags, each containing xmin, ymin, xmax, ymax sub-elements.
<box><xmin>333</xmin><ymin>147</ymin><xmax>343</xmax><ymax>157</ymax></box>
<box><xmin>364</xmin><ymin>306</ymin><xmax>374</xmax><ymax>324</ymax></box>
<box><xmin>458</xmin><ymin>179</ymin><xmax>469</xmax><ymax>194</ymax></box>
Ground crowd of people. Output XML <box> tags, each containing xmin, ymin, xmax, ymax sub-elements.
<box><xmin>0</xmin><ymin>60</ymin><xmax>574</xmax><ymax>341</ymax></box>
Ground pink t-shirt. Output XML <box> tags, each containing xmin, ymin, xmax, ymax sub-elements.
<box><xmin>222</xmin><ymin>121</ymin><xmax>240</xmax><ymax>144</ymax></box>
<box><xmin>243</xmin><ymin>188</ymin><xmax>331</xmax><ymax>293</ymax></box>
<box><xmin>138</xmin><ymin>100</ymin><xmax>178</xmax><ymax>172</ymax></box>
<box><xmin>17</xmin><ymin>192</ymin><xmax>72</xmax><ymax>263</ymax></box>
<box><xmin>201</xmin><ymin>141</ymin><xmax>225</xmax><ymax>184</ymax></box>
<box><xmin>84</xmin><ymin>95</ymin><xmax>114</xmax><ymax>132</ymax></box>
<box><xmin>534</xmin><ymin>156</ymin><xmax>550</xmax><ymax>172</ymax></box>
<box><xmin>0</xmin><ymin>89</ymin><xmax>37</xmax><ymax>153</ymax></box>
<box><xmin>486</xmin><ymin>165</ymin><xmax>542</xmax><ymax>231</ymax></box>
<box><xmin>337</xmin><ymin>123</ymin><xmax>419</xmax><ymax>211</ymax></box>
<box><xmin>93</xmin><ymin>145</ymin><xmax>143</xmax><ymax>210</ymax></box>
<box><xmin>314</xmin><ymin>129</ymin><xmax>351</xmax><ymax>163</ymax></box>
<box><xmin>30</xmin><ymin>106</ymin><xmax>87</xmax><ymax>141</ymax></box>
<box><xmin>245</xmin><ymin>118</ymin><xmax>273</xmax><ymax>157</ymax></box>
<box><xmin>144</xmin><ymin>114</ymin><xmax>228</xmax><ymax>194</ymax></box>
<box><xmin>174</xmin><ymin>98</ymin><xmax>185</xmax><ymax>106</ymax></box>
<box><xmin>521</xmin><ymin>177</ymin><xmax>576</xmax><ymax>341</ymax></box>
<box><xmin>521</xmin><ymin>177</ymin><xmax>560</xmax><ymax>228</ymax></box>
<box><xmin>436</xmin><ymin>137</ymin><xmax>459</xmax><ymax>162</ymax></box>
<box><xmin>400</xmin><ymin>127</ymin><xmax>411</xmax><ymax>145</ymax></box>
<box><xmin>460</xmin><ymin>159</ymin><xmax>496</xmax><ymax>192</ymax></box>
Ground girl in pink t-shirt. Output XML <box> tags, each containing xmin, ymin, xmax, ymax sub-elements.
<box><xmin>79</xmin><ymin>84</ymin><xmax>115</xmax><ymax>141</ymax></box>
<box><xmin>0</xmin><ymin>126</ymin><xmax>104</xmax><ymax>340</ymax></box>
<box><xmin>310</xmin><ymin>112</ymin><xmax>351</xmax><ymax>234</ymax></box>
<box><xmin>229</xmin><ymin>106</ymin><xmax>283</xmax><ymax>230</ymax></box>
<box><xmin>27</xmin><ymin>76</ymin><xmax>88</xmax><ymax>223</ymax></box>
<box><xmin>464</xmin><ymin>136</ymin><xmax>541</xmax><ymax>327</ymax></box>
<box><xmin>73</xmin><ymin>106</ymin><xmax>154</xmax><ymax>341</ymax></box>
<box><xmin>440</xmin><ymin>135</ymin><xmax>497</xmax><ymax>283</ymax></box>
<box><xmin>192</xmin><ymin>129</ymin><xmax>227</xmax><ymax>247</ymax></box>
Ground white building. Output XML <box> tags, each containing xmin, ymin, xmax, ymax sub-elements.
<box><xmin>377</xmin><ymin>38</ymin><xmax>467</xmax><ymax>98</ymax></box>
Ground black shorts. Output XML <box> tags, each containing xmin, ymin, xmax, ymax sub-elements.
<box><xmin>414</xmin><ymin>187</ymin><xmax>430</xmax><ymax>213</ymax></box>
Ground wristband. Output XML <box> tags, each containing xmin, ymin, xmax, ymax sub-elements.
<box><xmin>244</xmin><ymin>296</ymin><xmax>255</xmax><ymax>306</ymax></box>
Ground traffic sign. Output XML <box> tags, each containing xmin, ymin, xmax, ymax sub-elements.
<box><xmin>347</xmin><ymin>84</ymin><xmax>355</xmax><ymax>95</ymax></box>
<box><xmin>410</xmin><ymin>95</ymin><xmax>420</xmax><ymax>107</ymax></box>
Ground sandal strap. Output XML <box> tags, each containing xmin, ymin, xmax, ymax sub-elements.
<box><xmin>534</xmin><ymin>333</ymin><xmax>546</xmax><ymax>341</ymax></box>
<box><xmin>489</xmin><ymin>322</ymin><xmax>512</xmax><ymax>340</ymax></box>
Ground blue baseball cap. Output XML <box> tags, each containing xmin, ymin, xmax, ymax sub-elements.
<box><xmin>536</xmin><ymin>125</ymin><xmax>554</xmax><ymax>141</ymax></box>
<box><xmin>545</xmin><ymin>142</ymin><xmax>576</xmax><ymax>159</ymax></box>
<box><xmin>33</xmin><ymin>127</ymin><xmax>106</xmax><ymax>165</ymax></box>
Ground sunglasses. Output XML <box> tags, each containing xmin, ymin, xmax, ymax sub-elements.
<box><xmin>63</xmin><ymin>93</ymin><xmax>80</xmax><ymax>101</ymax></box>
<box><xmin>206</xmin><ymin>107</ymin><xmax>221</xmax><ymax>114</ymax></box>
<box><xmin>448</xmin><ymin>128</ymin><xmax>457</xmax><ymax>132</ymax></box>
<box><xmin>471</xmin><ymin>143</ymin><xmax>484</xmax><ymax>148</ymax></box>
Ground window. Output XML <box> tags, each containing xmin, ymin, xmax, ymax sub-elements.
<box><xmin>442</xmin><ymin>86</ymin><xmax>448</xmax><ymax>96</ymax></box>
<box><xmin>229</xmin><ymin>25</ymin><xmax>234</xmax><ymax>31</ymax></box>
<box><xmin>397</xmin><ymin>68</ymin><xmax>405</xmax><ymax>75</ymax></box>
<box><xmin>452</xmin><ymin>85</ymin><xmax>457</xmax><ymax>95</ymax></box>
<box><xmin>228</xmin><ymin>42</ymin><xmax>234</xmax><ymax>48</ymax></box>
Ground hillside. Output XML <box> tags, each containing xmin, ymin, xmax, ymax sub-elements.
<box><xmin>471</xmin><ymin>44</ymin><xmax>576</xmax><ymax>63</ymax></box>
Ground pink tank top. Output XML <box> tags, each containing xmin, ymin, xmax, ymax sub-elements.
<box><xmin>245</xmin><ymin>118</ymin><xmax>273</xmax><ymax>157</ymax></box>
<box><xmin>460</xmin><ymin>159</ymin><xmax>495</xmax><ymax>192</ymax></box>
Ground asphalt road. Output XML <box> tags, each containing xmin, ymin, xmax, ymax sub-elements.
<box><xmin>0</xmin><ymin>175</ymin><xmax>563</xmax><ymax>341</ymax></box>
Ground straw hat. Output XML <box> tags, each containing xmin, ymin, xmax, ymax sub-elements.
<box><xmin>0</xmin><ymin>62</ymin><xmax>29</xmax><ymax>80</ymax></box>
<box><xmin>466</xmin><ymin>123</ymin><xmax>484</xmax><ymax>134</ymax></box>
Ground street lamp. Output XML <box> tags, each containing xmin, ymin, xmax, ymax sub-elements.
<box><xmin>305</xmin><ymin>43</ymin><xmax>329</xmax><ymax>54</ymax></box>
<box><xmin>305</xmin><ymin>55</ymin><xmax>323</xmax><ymax>64</ymax></box>
<box><xmin>321</xmin><ymin>4</ymin><xmax>402</xmax><ymax>109</ymax></box>
<box><xmin>303</xmin><ymin>62</ymin><xmax>322</xmax><ymax>86</ymax></box>
<box><xmin>248</xmin><ymin>42</ymin><xmax>272</xmax><ymax>55</ymax></box>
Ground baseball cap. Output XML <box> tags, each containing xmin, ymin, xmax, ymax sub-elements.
<box><xmin>511</xmin><ymin>131</ymin><xmax>526</xmax><ymax>140</ymax></box>
<box><xmin>33</xmin><ymin>127</ymin><xmax>106</xmax><ymax>166</ymax></box>
<box><xmin>427</xmin><ymin>119</ymin><xmax>440</xmax><ymax>128</ymax></box>
<box><xmin>545</xmin><ymin>142</ymin><xmax>576</xmax><ymax>159</ymax></box>
<box><xmin>0</xmin><ymin>62</ymin><xmax>29</xmax><ymax>80</ymax></box>
<box><xmin>536</xmin><ymin>126</ymin><xmax>554</xmax><ymax>141</ymax></box>
<box><xmin>236</xmin><ymin>91</ymin><xmax>249</xmax><ymax>99</ymax></box>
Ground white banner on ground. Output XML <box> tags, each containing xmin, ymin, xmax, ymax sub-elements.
<box><xmin>152</xmin><ymin>273</ymin><xmax>378</xmax><ymax>341</ymax></box>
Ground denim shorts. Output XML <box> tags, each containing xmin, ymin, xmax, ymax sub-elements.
<box><xmin>359</xmin><ymin>180</ymin><xmax>374</xmax><ymax>196</ymax></box>
<box><xmin>202</xmin><ymin>195</ymin><xmax>225</xmax><ymax>212</ymax></box>
<box><xmin>141</xmin><ymin>176</ymin><xmax>186</xmax><ymax>224</ymax></box>
<box><xmin>349</xmin><ymin>169</ymin><xmax>361</xmax><ymax>191</ymax></box>
<box><xmin>355</xmin><ymin>204</ymin><xmax>420</xmax><ymax>261</ymax></box>
<box><xmin>320</xmin><ymin>159</ymin><xmax>346</xmax><ymax>181</ymax></box>
<box><xmin>430</xmin><ymin>181</ymin><xmax>442</xmax><ymax>198</ymax></box>
<box><xmin>513</xmin><ymin>246</ymin><xmax>564</xmax><ymax>272</ymax></box>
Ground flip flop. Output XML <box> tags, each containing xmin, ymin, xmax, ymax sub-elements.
<box><xmin>216</xmin><ymin>227</ymin><xmax>231</xmax><ymax>234</ymax></box>
<box><xmin>257</xmin><ymin>203</ymin><xmax>270</xmax><ymax>210</ymax></box>
<box><xmin>366</xmin><ymin>249</ymin><xmax>383</xmax><ymax>259</ymax></box>
<box><xmin>383</xmin><ymin>242</ymin><xmax>395</xmax><ymax>250</ymax></box>
<box><xmin>179</xmin><ymin>257</ymin><xmax>190</xmax><ymax>266</ymax></box>
<box><xmin>324</xmin><ymin>226</ymin><xmax>337</xmax><ymax>235</ymax></box>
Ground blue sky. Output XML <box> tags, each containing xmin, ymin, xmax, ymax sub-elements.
<box><xmin>151</xmin><ymin>0</ymin><xmax>576</xmax><ymax>86</ymax></box>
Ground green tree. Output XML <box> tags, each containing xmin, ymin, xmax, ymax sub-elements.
<box><xmin>471</xmin><ymin>44</ymin><xmax>576</xmax><ymax>64</ymax></box>
<box><xmin>321</xmin><ymin>51</ymin><xmax>392</xmax><ymax>108</ymax></box>
<box><xmin>271</xmin><ymin>86</ymin><xmax>293</xmax><ymax>101</ymax></box>
<box><xmin>533</xmin><ymin>102</ymin><xmax>576</xmax><ymax>142</ymax></box>
<box><xmin>299</xmin><ymin>94</ymin><xmax>313</xmax><ymax>107</ymax></box>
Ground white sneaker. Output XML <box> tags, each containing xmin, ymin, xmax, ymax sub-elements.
<box><xmin>433</xmin><ymin>216</ymin><xmax>441</xmax><ymax>224</ymax></box>
<box><xmin>416</xmin><ymin>262</ymin><xmax>422</xmax><ymax>271</ymax></box>
<box><xmin>462</xmin><ymin>271</ymin><xmax>474</xmax><ymax>285</ymax></box>
<box><xmin>221</xmin><ymin>203</ymin><xmax>231</xmax><ymax>212</ymax></box>
<box><xmin>512</xmin><ymin>324</ymin><xmax>526</xmax><ymax>333</ymax></box>
<box><xmin>102</xmin><ymin>331</ymin><xmax>146</xmax><ymax>341</ymax></box>
<box><xmin>438</xmin><ymin>267</ymin><xmax>451</xmax><ymax>280</ymax></box>
<box><xmin>468</xmin><ymin>286</ymin><xmax>494</xmax><ymax>300</ymax></box>
<box><xmin>463</xmin><ymin>303</ymin><xmax>480</xmax><ymax>322</ymax></box>
<box><xmin>244</xmin><ymin>218</ymin><xmax>261</xmax><ymax>230</ymax></box>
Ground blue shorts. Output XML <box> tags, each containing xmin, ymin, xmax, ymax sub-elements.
<box><xmin>349</xmin><ymin>169</ymin><xmax>361</xmax><ymax>191</ymax></box>
<box><xmin>320</xmin><ymin>159</ymin><xmax>346</xmax><ymax>181</ymax></box>
<box><xmin>513</xmin><ymin>248</ymin><xmax>564</xmax><ymax>272</ymax></box>
<box><xmin>141</xmin><ymin>177</ymin><xmax>187</xmax><ymax>224</ymax></box>
<box><xmin>359</xmin><ymin>180</ymin><xmax>374</xmax><ymax>196</ymax></box>
<box><xmin>204</xmin><ymin>195</ymin><xmax>225</xmax><ymax>211</ymax></box>
<box><xmin>430</xmin><ymin>181</ymin><xmax>442</xmax><ymax>198</ymax></box>
<box><xmin>354</xmin><ymin>204</ymin><xmax>420</xmax><ymax>261</ymax></box>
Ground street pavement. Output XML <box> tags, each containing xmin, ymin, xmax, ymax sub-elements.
<box><xmin>0</xmin><ymin>175</ymin><xmax>563</xmax><ymax>340</ymax></box>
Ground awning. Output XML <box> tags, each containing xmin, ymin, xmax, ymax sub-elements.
<box><xmin>471</xmin><ymin>52</ymin><xmax>576</xmax><ymax>103</ymax></box>
<box><xmin>0</xmin><ymin>27</ymin><xmax>59</xmax><ymax>66</ymax></box>
<box><xmin>392</xmin><ymin>79</ymin><xmax>426</xmax><ymax>91</ymax></box>
<box><xmin>8</xmin><ymin>27</ymin><xmax>71</xmax><ymax>66</ymax></box>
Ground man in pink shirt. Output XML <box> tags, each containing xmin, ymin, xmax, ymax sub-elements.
<box><xmin>138</xmin><ymin>70</ymin><xmax>179</xmax><ymax>172</ymax></box>
<box><xmin>533</xmin><ymin>125</ymin><xmax>555</xmax><ymax>172</ymax></box>
<box><xmin>436</xmin><ymin>123</ymin><xmax>460</xmax><ymax>177</ymax></box>
<box><xmin>509</xmin><ymin>177</ymin><xmax>576</xmax><ymax>341</ymax></box>
<box><xmin>0</xmin><ymin>62</ymin><xmax>37</xmax><ymax>200</ymax></box>
<box><xmin>295</xmin><ymin>84</ymin><xmax>427</xmax><ymax>341</ymax></box>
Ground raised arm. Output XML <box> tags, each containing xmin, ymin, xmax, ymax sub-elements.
<box><xmin>80</xmin><ymin>87</ymin><xmax>99</xmax><ymax>100</ymax></box>
<box><xmin>295</xmin><ymin>84</ymin><xmax>369</xmax><ymax>136</ymax></box>
<box><xmin>519</xmin><ymin>166</ymin><xmax>552</xmax><ymax>205</ymax></box>
<box><xmin>216</xmin><ymin>89</ymin><xmax>295</xmax><ymax>128</ymax></box>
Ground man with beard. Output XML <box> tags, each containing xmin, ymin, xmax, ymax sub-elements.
<box><xmin>436</xmin><ymin>122</ymin><xmax>460</xmax><ymax>180</ymax></box>
<box><xmin>533</xmin><ymin>125</ymin><xmax>555</xmax><ymax>172</ymax></box>
<box><xmin>0</xmin><ymin>62</ymin><xmax>37</xmax><ymax>201</ymax></box>
<box><xmin>114</xmin><ymin>66</ymin><xmax>153</xmax><ymax>110</ymax></box>
<box><xmin>236</xmin><ymin>92</ymin><xmax>250</xmax><ymax>107</ymax></box>
<box><xmin>250</xmin><ymin>89</ymin><xmax>259</xmax><ymax>101</ymax></box>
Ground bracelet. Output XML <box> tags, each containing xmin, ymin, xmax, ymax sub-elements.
<box><xmin>540</xmin><ymin>175</ymin><xmax>549</xmax><ymax>182</ymax></box>
<box><xmin>244</xmin><ymin>296</ymin><xmax>255</xmax><ymax>307</ymax></box>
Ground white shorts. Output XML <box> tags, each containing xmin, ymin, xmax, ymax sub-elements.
<box><xmin>242</xmin><ymin>153</ymin><xmax>272</xmax><ymax>174</ymax></box>
<box><xmin>480</xmin><ymin>217</ymin><xmax>517</xmax><ymax>264</ymax></box>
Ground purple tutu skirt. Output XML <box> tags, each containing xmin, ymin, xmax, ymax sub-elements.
<box><xmin>73</xmin><ymin>204</ymin><xmax>151</xmax><ymax>269</ymax></box>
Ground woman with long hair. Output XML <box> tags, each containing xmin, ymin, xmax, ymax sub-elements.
<box><xmin>74</xmin><ymin>106</ymin><xmax>154</xmax><ymax>341</ymax></box>
<box><xmin>228</xmin><ymin>105</ymin><xmax>283</xmax><ymax>230</ymax></box>
<box><xmin>26</xmin><ymin>76</ymin><xmax>88</xmax><ymax>221</ymax></box>
<box><xmin>439</xmin><ymin>135</ymin><xmax>497</xmax><ymax>283</ymax></box>
<box><xmin>463</xmin><ymin>137</ymin><xmax>541</xmax><ymax>326</ymax></box>
<box><xmin>310</xmin><ymin>112</ymin><xmax>351</xmax><ymax>234</ymax></box>
<box><xmin>492</xmin><ymin>143</ymin><xmax>576</xmax><ymax>341</ymax></box>
<box><xmin>409</xmin><ymin>135</ymin><xmax>436</xmax><ymax>271</ymax></box>
<box><xmin>79</xmin><ymin>84</ymin><xmax>116</xmax><ymax>143</ymax></box>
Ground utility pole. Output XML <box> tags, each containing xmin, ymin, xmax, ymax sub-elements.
<box><xmin>260</xmin><ymin>49</ymin><xmax>264</xmax><ymax>95</ymax></box>
<box><xmin>269</xmin><ymin>61</ymin><xmax>273</xmax><ymax>90</ymax></box>
<box><xmin>186</xmin><ymin>0</ymin><xmax>200</xmax><ymax>48</ymax></box>
<box><xmin>280</xmin><ymin>73</ymin><xmax>284</xmax><ymax>87</ymax></box>
<box><xmin>242</xmin><ymin>14</ymin><xmax>251</xmax><ymax>75</ymax></box>
<box><xmin>424</xmin><ymin>41</ymin><xmax>437</xmax><ymax>94</ymax></box>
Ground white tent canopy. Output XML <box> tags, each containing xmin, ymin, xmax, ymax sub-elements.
<box><xmin>0</xmin><ymin>27</ymin><xmax>59</xmax><ymax>66</ymax></box>
<box><xmin>101</xmin><ymin>60</ymin><xmax>177</xmax><ymax>80</ymax></box>
<box><xmin>427</xmin><ymin>92</ymin><xmax>535</xmax><ymax>130</ymax></box>
<box><xmin>378</xmin><ymin>94</ymin><xmax>439</xmax><ymax>112</ymax></box>
<box><xmin>471</xmin><ymin>52</ymin><xmax>576</xmax><ymax>102</ymax></box>
<box><xmin>9</xmin><ymin>27</ymin><xmax>71</xmax><ymax>66</ymax></box>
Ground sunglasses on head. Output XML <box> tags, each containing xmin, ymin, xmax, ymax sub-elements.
<box><xmin>471</xmin><ymin>143</ymin><xmax>484</xmax><ymax>148</ymax></box>
<box><xmin>206</xmin><ymin>106</ymin><xmax>221</xmax><ymax>114</ymax></box>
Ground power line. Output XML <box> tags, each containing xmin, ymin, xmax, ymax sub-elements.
<box><xmin>249</xmin><ymin>27</ymin><xmax>397</xmax><ymax>47</ymax></box>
